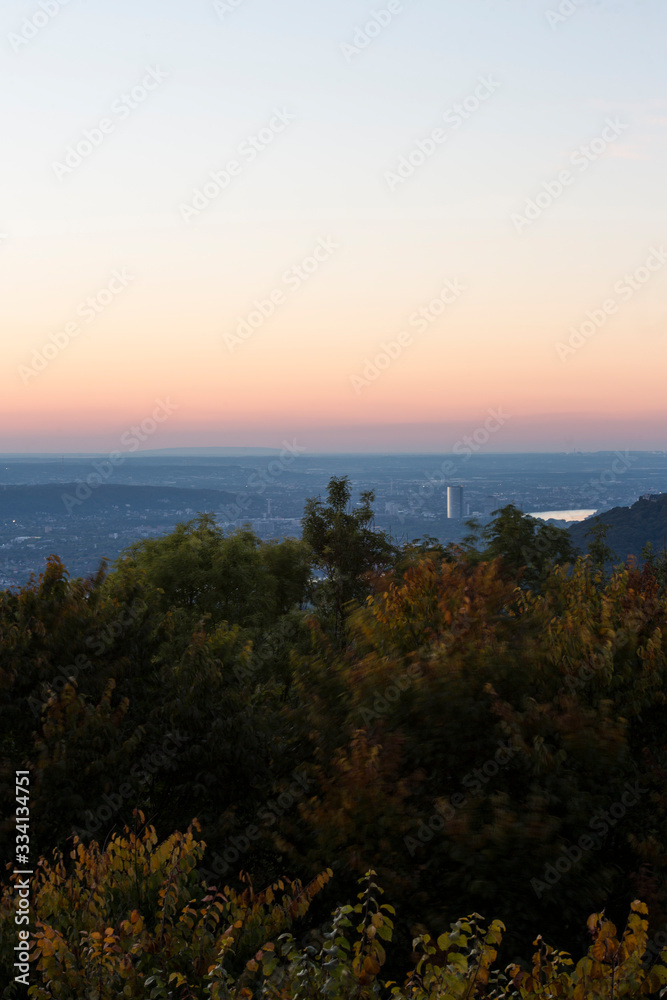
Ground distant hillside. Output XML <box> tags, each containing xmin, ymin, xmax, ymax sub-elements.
<box><xmin>568</xmin><ymin>494</ymin><xmax>667</xmax><ymax>562</ymax></box>
<box><xmin>0</xmin><ymin>483</ymin><xmax>258</xmax><ymax>518</ymax></box>
<box><xmin>0</xmin><ymin>448</ymin><xmax>287</xmax><ymax>460</ymax></box>
<box><xmin>124</xmin><ymin>447</ymin><xmax>288</xmax><ymax>458</ymax></box>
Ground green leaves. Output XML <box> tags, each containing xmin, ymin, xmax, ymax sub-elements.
<box><xmin>5</xmin><ymin>844</ymin><xmax>667</xmax><ymax>998</ymax></box>
<box><xmin>481</xmin><ymin>503</ymin><xmax>577</xmax><ymax>590</ymax></box>
<box><xmin>302</xmin><ymin>475</ymin><xmax>396</xmax><ymax>646</ymax></box>
<box><xmin>7</xmin><ymin>494</ymin><xmax>667</xmax><ymax>994</ymax></box>
<box><xmin>111</xmin><ymin>514</ymin><xmax>312</xmax><ymax>637</ymax></box>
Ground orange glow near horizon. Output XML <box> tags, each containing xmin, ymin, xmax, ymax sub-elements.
<box><xmin>2</xmin><ymin>2</ymin><xmax>667</xmax><ymax>452</ymax></box>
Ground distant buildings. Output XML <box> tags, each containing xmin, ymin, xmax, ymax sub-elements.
<box><xmin>447</xmin><ymin>485</ymin><xmax>463</xmax><ymax>519</ymax></box>
<box><xmin>483</xmin><ymin>495</ymin><xmax>498</xmax><ymax>516</ymax></box>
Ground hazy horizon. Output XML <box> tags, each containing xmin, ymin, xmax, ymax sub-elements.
<box><xmin>1</xmin><ymin>445</ymin><xmax>666</xmax><ymax>459</ymax></box>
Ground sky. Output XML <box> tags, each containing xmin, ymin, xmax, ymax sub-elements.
<box><xmin>1</xmin><ymin>0</ymin><xmax>665</xmax><ymax>454</ymax></box>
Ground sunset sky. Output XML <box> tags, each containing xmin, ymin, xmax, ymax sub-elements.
<box><xmin>1</xmin><ymin>0</ymin><xmax>665</xmax><ymax>453</ymax></box>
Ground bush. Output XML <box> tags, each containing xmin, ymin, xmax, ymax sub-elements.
<box><xmin>3</xmin><ymin>842</ymin><xmax>667</xmax><ymax>998</ymax></box>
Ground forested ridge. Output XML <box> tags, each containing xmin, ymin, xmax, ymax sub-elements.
<box><xmin>2</xmin><ymin>478</ymin><xmax>667</xmax><ymax>998</ymax></box>
<box><xmin>568</xmin><ymin>494</ymin><xmax>667</xmax><ymax>567</ymax></box>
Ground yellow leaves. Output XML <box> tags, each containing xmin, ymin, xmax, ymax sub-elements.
<box><xmin>363</xmin><ymin>955</ymin><xmax>382</xmax><ymax>976</ymax></box>
<box><xmin>12</xmin><ymin>832</ymin><xmax>667</xmax><ymax>1000</ymax></box>
<box><xmin>353</xmin><ymin>952</ymin><xmax>382</xmax><ymax>982</ymax></box>
<box><xmin>572</xmin><ymin>981</ymin><xmax>588</xmax><ymax>1000</ymax></box>
<box><xmin>39</xmin><ymin>938</ymin><xmax>55</xmax><ymax>958</ymax></box>
<box><xmin>506</xmin><ymin>961</ymin><xmax>522</xmax><ymax>984</ymax></box>
<box><xmin>486</xmin><ymin>918</ymin><xmax>506</xmax><ymax>945</ymax></box>
<box><xmin>590</xmin><ymin>936</ymin><xmax>618</xmax><ymax>963</ymax></box>
<box><xmin>643</xmin><ymin>963</ymin><xmax>667</xmax><ymax>992</ymax></box>
<box><xmin>447</xmin><ymin>951</ymin><xmax>469</xmax><ymax>973</ymax></box>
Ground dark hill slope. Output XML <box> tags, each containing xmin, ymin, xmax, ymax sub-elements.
<box><xmin>569</xmin><ymin>494</ymin><xmax>667</xmax><ymax>562</ymax></box>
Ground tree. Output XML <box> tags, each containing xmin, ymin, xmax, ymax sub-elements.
<box><xmin>110</xmin><ymin>513</ymin><xmax>311</xmax><ymax>637</ymax></box>
<box><xmin>301</xmin><ymin>477</ymin><xmax>396</xmax><ymax>645</ymax></box>
<box><xmin>586</xmin><ymin>518</ymin><xmax>617</xmax><ymax>573</ymax></box>
<box><xmin>482</xmin><ymin>504</ymin><xmax>576</xmax><ymax>589</ymax></box>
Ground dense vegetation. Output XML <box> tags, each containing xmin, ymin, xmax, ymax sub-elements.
<box><xmin>568</xmin><ymin>494</ymin><xmax>667</xmax><ymax>569</ymax></box>
<box><xmin>2</xmin><ymin>478</ymin><xmax>667</xmax><ymax>997</ymax></box>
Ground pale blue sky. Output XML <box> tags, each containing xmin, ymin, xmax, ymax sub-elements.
<box><xmin>3</xmin><ymin>0</ymin><xmax>663</xmax><ymax>221</ymax></box>
<box><xmin>2</xmin><ymin>0</ymin><xmax>666</xmax><ymax>452</ymax></box>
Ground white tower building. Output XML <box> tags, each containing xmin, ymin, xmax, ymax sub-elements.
<box><xmin>447</xmin><ymin>485</ymin><xmax>463</xmax><ymax>519</ymax></box>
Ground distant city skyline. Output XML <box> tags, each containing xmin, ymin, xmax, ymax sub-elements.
<box><xmin>2</xmin><ymin>0</ymin><xmax>666</xmax><ymax>452</ymax></box>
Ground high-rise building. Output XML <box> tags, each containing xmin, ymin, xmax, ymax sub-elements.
<box><xmin>447</xmin><ymin>485</ymin><xmax>463</xmax><ymax>519</ymax></box>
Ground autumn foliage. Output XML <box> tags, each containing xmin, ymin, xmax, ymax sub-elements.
<box><xmin>2</xmin><ymin>503</ymin><xmax>667</xmax><ymax>994</ymax></box>
<box><xmin>2</xmin><ymin>826</ymin><xmax>667</xmax><ymax>997</ymax></box>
